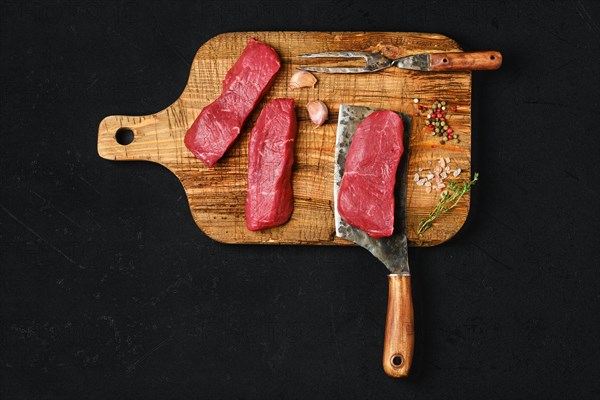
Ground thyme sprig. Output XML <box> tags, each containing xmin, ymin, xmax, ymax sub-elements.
<box><xmin>417</xmin><ymin>173</ymin><xmax>479</xmax><ymax>237</ymax></box>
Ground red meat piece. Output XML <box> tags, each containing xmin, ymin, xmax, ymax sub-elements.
<box><xmin>337</xmin><ymin>110</ymin><xmax>404</xmax><ymax>238</ymax></box>
<box><xmin>246</xmin><ymin>98</ymin><xmax>297</xmax><ymax>231</ymax></box>
<box><xmin>184</xmin><ymin>39</ymin><xmax>281</xmax><ymax>167</ymax></box>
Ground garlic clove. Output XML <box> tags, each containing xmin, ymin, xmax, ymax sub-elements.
<box><xmin>306</xmin><ymin>100</ymin><xmax>328</xmax><ymax>127</ymax></box>
<box><xmin>288</xmin><ymin>71</ymin><xmax>317</xmax><ymax>90</ymax></box>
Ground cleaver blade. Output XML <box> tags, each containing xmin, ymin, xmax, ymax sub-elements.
<box><xmin>333</xmin><ymin>104</ymin><xmax>414</xmax><ymax>378</ymax></box>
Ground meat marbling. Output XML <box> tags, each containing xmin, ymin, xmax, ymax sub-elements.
<box><xmin>337</xmin><ymin>110</ymin><xmax>404</xmax><ymax>238</ymax></box>
<box><xmin>184</xmin><ymin>38</ymin><xmax>281</xmax><ymax>167</ymax></box>
<box><xmin>246</xmin><ymin>98</ymin><xmax>297</xmax><ymax>231</ymax></box>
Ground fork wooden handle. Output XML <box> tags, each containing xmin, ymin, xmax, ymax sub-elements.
<box><xmin>383</xmin><ymin>274</ymin><xmax>414</xmax><ymax>378</ymax></box>
<box><xmin>429</xmin><ymin>51</ymin><xmax>502</xmax><ymax>71</ymax></box>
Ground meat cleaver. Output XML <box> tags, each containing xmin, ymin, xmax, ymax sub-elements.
<box><xmin>334</xmin><ymin>105</ymin><xmax>413</xmax><ymax>378</ymax></box>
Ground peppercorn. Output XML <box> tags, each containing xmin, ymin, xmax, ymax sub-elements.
<box><xmin>420</xmin><ymin>100</ymin><xmax>457</xmax><ymax>144</ymax></box>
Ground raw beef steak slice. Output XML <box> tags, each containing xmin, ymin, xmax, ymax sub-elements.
<box><xmin>337</xmin><ymin>110</ymin><xmax>404</xmax><ymax>238</ymax></box>
<box><xmin>246</xmin><ymin>98</ymin><xmax>297</xmax><ymax>231</ymax></box>
<box><xmin>184</xmin><ymin>38</ymin><xmax>281</xmax><ymax>167</ymax></box>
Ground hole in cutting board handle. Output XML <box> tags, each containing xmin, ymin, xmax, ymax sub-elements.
<box><xmin>115</xmin><ymin>128</ymin><xmax>134</xmax><ymax>146</ymax></box>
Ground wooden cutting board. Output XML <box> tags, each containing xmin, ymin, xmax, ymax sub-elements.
<box><xmin>98</xmin><ymin>32</ymin><xmax>473</xmax><ymax>247</ymax></box>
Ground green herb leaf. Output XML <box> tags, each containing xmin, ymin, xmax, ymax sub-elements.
<box><xmin>417</xmin><ymin>173</ymin><xmax>479</xmax><ymax>237</ymax></box>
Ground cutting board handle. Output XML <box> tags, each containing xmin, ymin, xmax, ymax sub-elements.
<box><xmin>383</xmin><ymin>274</ymin><xmax>414</xmax><ymax>378</ymax></box>
<box><xmin>97</xmin><ymin>107</ymin><xmax>185</xmax><ymax>163</ymax></box>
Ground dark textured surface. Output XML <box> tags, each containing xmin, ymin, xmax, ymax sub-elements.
<box><xmin>1</xmin><ymin>0</ymin><xmax>599</xmax><ymax>398</ymax></box>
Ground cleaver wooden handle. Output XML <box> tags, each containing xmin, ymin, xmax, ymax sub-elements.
<box><xmin>429</xmin><ymin>51</ymin><xmax>502</xmax><ymax>71</ymax></box>
<box><xmin>383</xmin><ymin>274</ymin><xmax>414</xmax><ymax>378</ymax></box>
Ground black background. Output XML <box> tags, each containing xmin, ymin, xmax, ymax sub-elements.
<box><xmin>2</xmin><ymin>1</ymin><xmax>600</xmax><ymax>399</ymax></box>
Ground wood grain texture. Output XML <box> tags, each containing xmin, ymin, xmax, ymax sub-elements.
<box><xmin>383</xmin><ymin>275</ymin><xmax>414</xmax><ymax>378</ymax></box>
<box><xmin>429</xmin><ymin>51</ymin><xmax>502</xmax><ymax>71</ymax></box>
<box><xmin>97</xmin><ymin>32</ymin><xmax>473</xmax><ymax>246</ymax></box>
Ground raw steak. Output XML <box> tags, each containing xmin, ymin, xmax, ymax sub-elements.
<box><xmin>337</xmin><ymin>110</ymin><xmax>404</xmax><ymax>238</ymax></box>
<box><xmin>246</xmin><ymin>98</ymin><xmax>297</xmax><ymax>231</ymax></box>
<box><xmin>184</xmin><ymin>38</ymin><xmax>281</xmax><ymax>167</ymax></box>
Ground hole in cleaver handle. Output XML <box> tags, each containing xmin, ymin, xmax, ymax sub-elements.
<box><xmin>383</xmin><ymin>274</ymin><xmax>414</xmax><ymax>378</ymax></box>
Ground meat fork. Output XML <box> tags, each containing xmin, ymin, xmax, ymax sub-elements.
<box><xmin>297</xmin><ymin>50</ymin><xmax>502</xmax><ymax>73</ymax></box>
